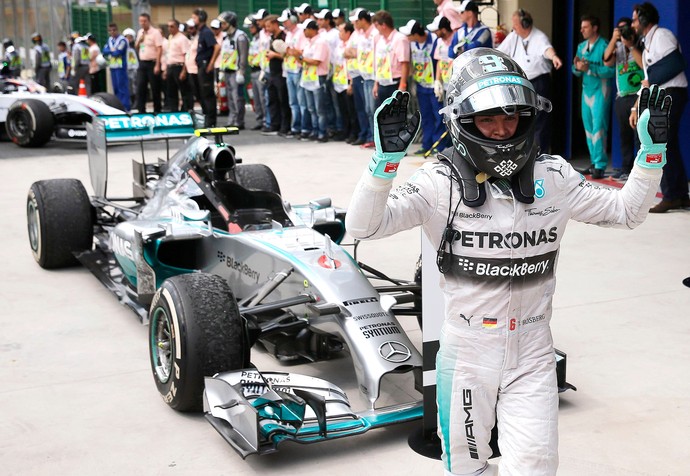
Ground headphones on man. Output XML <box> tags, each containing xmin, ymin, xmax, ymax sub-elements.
<box><xmin>287</xmin><ymin>8</ymin><xmax>298</xmax><ymax>24</ymax></box>
<box><xmin>518</xmin><ymin>9</ymin><xmax>533</xmax><ymax>29</ymax></box>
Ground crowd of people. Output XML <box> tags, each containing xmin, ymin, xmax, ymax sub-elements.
<box><xmin>1</xmin><ymin>1</ymin><xmax>686</xmax><ymax>210</ymax></box>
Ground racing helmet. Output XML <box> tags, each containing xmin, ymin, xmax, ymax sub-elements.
<box><xmin>218</xmin><ymin>11</ymin><xmax>238</xmax><ymax>28</ymax></box>
<box><xmin>31</xmin><ymin>32</ymin><xmax>42</xmax><ymax>43</ymax></box>
<box><xmin>2</xmin><ymin>38</ymin><xmax>12</xmax><ymax>49</ymax></box>
<box><xmin>122</xmin><ymin>28</ymin><xmax>135</xmax><ymax>38</ymax></box>
<box><xmin>440</xmin><ymin>48</ymin><xmax>551</xmax><ymax>180</ymax></box>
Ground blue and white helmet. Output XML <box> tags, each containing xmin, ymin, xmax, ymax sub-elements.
<box><xmin>440</xmin><ymin>48</ymin><xmax>552</xmax><ymax>179</ymax></box>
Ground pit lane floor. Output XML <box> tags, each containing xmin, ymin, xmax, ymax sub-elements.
<box><xmin>1</xmin><ymin>133</ymin><xmax>689</xmax><ymax>476</ymax></box>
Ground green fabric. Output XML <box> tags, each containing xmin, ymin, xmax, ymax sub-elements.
<box><xmin>616</xmin><ymin>57</ymin><xmax>643</xmax><ymax>96</ymax></box>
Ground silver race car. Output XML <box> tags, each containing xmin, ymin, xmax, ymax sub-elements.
<box><xmin>1</xmin><ymin>76</ymin><xmax>124</xmax><ymax>147</ymax></box>
<box><xmin>26</xmin><ymin>114</ymin><xmax>572</xmax><ymax>458</ymax></box>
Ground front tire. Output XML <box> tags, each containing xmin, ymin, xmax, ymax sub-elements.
<box><xmin>6</xmin><ymin>98</ymin><xmax>55</xmax><ymax>147</ymax></box>
<box><xmin>148</xmin><ymin>273</ymin><xmax>248</xmax><ymax>412</ymax></box>
<box><xmin>27</xmin><ymin>179</ymin><xmax>93</xmax><ymax>269</ymax></box>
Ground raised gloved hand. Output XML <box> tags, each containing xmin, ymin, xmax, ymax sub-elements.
<box><xmin>635</xmin><ymin>84</ymin><xmax>672</xmax><ymax>169</ymax></box>
<box><xmin>434</xmin><ymin>80</ymin><xmax>444</xmax><ymax>101</ymax></box>
<box><xmin>368</xmin><ymin>90</ymin><xmax>421</xmax><ymax>179</ymax></box>
<box><xmin>236</xmin><ymin>72</ymin><xmax>245</xmax><ymax>85</ymax></box>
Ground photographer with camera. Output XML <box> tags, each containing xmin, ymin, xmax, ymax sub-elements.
<box><xmin>604</xmin><ymin>17</ymin><xmax>644</xmax><ymax>182</ymax></box>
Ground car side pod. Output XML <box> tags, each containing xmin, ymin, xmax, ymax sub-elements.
<box><xmin>203</xmin><ymin>370</ymin><xmax>424</xmax><ymax>458</ymax></box>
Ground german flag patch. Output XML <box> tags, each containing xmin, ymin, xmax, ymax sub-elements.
<box><xmin>482</xmin><ymin>318</ymin><xmax>497</xmax><ymax>329</ymax></box>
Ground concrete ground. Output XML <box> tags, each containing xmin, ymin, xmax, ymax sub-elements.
<box><xmin>1</xmin><ymin>128</ymin><xmax>689</xmax><ymax>476</ymax></box>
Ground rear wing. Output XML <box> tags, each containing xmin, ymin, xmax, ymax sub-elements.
<box><xmin>87</xmin><ymin>112</ymin><xmax>200</xmax><ymax>198</ymax></box>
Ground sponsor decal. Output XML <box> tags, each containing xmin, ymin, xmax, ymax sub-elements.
<box><xmin>220</xmin><ymin>254</ymin><xmax>261</xmax><ymax>284</ymax></box>
<box><xmin>525</xmin><ymin>206</ymin><xmax>560</xmax><ymax>217</ymax></box>
<box><xmin>111</xmin><ymin>234</ymin><xmax>134</xmax><ymax>260</ymax></box>
<box><xmin>359</xmin><ymin>321</ymin><xmax>401</xmax><ymax>339</ymax></box>
<box><xmin>494</xmin><ymin>159</ymin><xmax>518</xmax><ymax>177</ymax></box>
<box><xmin>546</xmin><ymin>165</ymin><xmax>564</xmax><ymax>179</ymax></box>
<box><xmin>646</xmin><ymin>153</ymin><xmax>663</xmax><ymax>165</ymax></box>
<box><xmin>239</xmin><ymin>371</ymin><xmax>292</xmax><ymax>396</ymax></box>
<box><xmin>482</xmin><ymin>317</ymin><xmax>497</xmax><ymax>329</ymax></box>
<box><xmin>460</xmin><ymin>314</ymin><xmax>472</xmax><ymax>326</ymax></box>
<box><xmin>534</xmin><ymin>178</ymin><xmax>545</xmax><ymax>198</ymax></box>
<box><xmin>67</xmin><ymin>128</ymin><xmax>87</xmax><ymax>138</ymax></box>
<box><xmin>384</xmin><ymin>162</ymin><xmax>399</xmax><ymax>173</ymax></box>
<box><xmin>378</xmin><ymin>341</ymin><xmax>411</xmax><ymax>363</ymax></box>
<box><xmin>578</xmin><ymin>180</ymin><xmax>604</xmax><ymax>190</ymax></box>
<box><xmin>102</xmin><ymin>112</ymin><xmax>193</xmax><ymax>131</ymax></box>
<box><xmin>449</xmin><ymin>250</ymin><xmax>558</xmax><ymax>283</ymax></box>
<box><xmin>352</xmin><ymin>312</ymin><xmax>389</xmax><ymax>322</ymax></box>
<box><xmin>476</xmin><ymin>74</ymin><xmax>523</xmax><ymax>89</ymax></box>
<box><xmin>463</xmin><ymin>389</ymin><xmax>479</xmax><ymax>459</ymax></box>
<box><xmin>456</xmin><ymin>211</ymin><xmax>492</xmax><ymax>220</ymax></box>
<box><xmin>454</xmin><ymin>227</ymin><xmax>558</xmax><ymax>249</ymax></box>
<box><xmin>342</xmin><ymin>297</ymin><xmax>379</xmax><ymax>307</ymax></box>
<box><xmin>56</xmin><ymin>127</ymin><xmax>88</xmax><ymax>139</ymax></box>
<box><xmin>390</xmin><ymin>183</ymin><xmax>420</xmax><ymax>200</ymax></box>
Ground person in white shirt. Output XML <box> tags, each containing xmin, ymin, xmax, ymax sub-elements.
<box><xmin>349</xmin><ymin>8</ymin><xmax>377</xmax><ymax>147</ymax></box>
<box><xmin>316</xmin><ymin>9</ymin><xmax>344</xmax><ymax>139</ymax></box>
<box><xmin>497</xmin><ymin>9</ymin><xmax>563</xmax><ymax>153</ymax></box>
<box><xmin>628</xmin><ymin>2</ymin><xmax>689</xmax><ymax>212</ymax></box>
<box><xmin>280</xmin><ymin>8</ymin><xmax>308</xmax><ymax>137</ymax></box>
<box><xmin>428</xmin><ymin>15</ymin><xmax>454</xmax><ymax>100</ymax></box>
<box><xmin>433</xmin><ymin>0</ymin><xmax>464</xmax><ymax>31</ymax></box>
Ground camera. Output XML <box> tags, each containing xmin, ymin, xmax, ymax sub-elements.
<box><xmin>619</xmin><ymin>24</ymin><xmax>636</xmax><ymax>42</ymax></box>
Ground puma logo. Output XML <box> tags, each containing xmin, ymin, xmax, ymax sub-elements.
<box><xmin>459</xmin><ymin>314</ymin><xmax>472</xmax><ymax>326</ymax></box>
<box><xmin>546</xmin><ymin>165</ymin><xmax>564</xmax><ymax>179</ymax></box>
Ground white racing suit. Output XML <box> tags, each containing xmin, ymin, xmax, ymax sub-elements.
<box><xmin>345</xmin><ymin>154</ymin><xmax>661</xmax><ymax>476</ymax></box>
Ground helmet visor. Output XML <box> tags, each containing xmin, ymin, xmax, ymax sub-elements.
<box><xmin>440</xmin><ymin>80</ymin><xmax>551</xmax><ymax>120</ymax></box>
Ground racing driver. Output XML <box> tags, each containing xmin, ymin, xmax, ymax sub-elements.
<box><xmin>345</xmin><ymin>48</ymin><xmax>668</xmax><ymax>475</ymax></box>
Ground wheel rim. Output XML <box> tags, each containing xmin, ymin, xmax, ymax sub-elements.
<box><xmin>27</xmin><ymin>195</ymin><xmax>41</xmax><ymax>256</ymax></box>
<box><xmin>8</xmin><ymin>110</ymin><xmax>31</xmax><ymax>139</ymax></box>
<box><xmin>151</xmin><ymin>307</ymin><xmax>173</xmax><ymax>383</ymax></box>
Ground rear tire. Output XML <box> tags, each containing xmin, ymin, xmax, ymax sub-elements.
<box><xmin>6</xmin><ymin>98</ymin><xmax>54</xmax><ymax>147</ymax></box>
<box><xmin>148</xmin><ymin>273</ymin><xmax>248</xmax><ymax>412</ymax></box>
<box><xmin>90</xmin><ymin>92</ymin><xmax>125</xmax><ymax>111</ymax></box>
<box><xmin>234</xmin><ymin>163</ymin><xmax>281</xmax><ymax>195</ymax></box>
<box><xmin>27</xmin><ymin>179</ymin><xmax>93</xmax><ymax>269</ymax></box>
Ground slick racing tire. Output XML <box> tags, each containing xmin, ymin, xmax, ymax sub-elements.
<box><xmin>148</xmin><ymin>273</ymin><xmax>248</xmax><ymax>412</ymax></box>
<box><xmin>27</xmin><ymin>179</ymin><xmax>93</xmax><ymax>269</ymax></box>
<box><xmin>6</xmin><ymin>98</ymin><xmax>55</xmax><ymax>147</ymax></box>
<box><xmin>89</xmin><ymin>92</ymin><xmax>125</xmax><ymax>111</ymax></box>
<box><xmin>234</xmin><ymin>163</ymin><xmax>281</xmax><ymax>195</ymax></box>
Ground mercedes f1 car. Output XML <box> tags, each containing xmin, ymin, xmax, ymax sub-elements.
<box><xmin>26</xmin><ymin>115</ymin><xmax>573</xmax><ymax>458</ymax></box>
<box><xmin>1</xmin><ymin>75</ymin><xmax>124</xmax><ymax>147</ymax></box>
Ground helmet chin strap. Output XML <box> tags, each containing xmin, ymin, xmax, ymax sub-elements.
<box><xmin>439</xmin><ymin>145</ymin><xmax>537</xmax><ymax>207</ymax></box>
<box><xmin>511</xmin><ymin>149</ymin><xmax>537</xmax><ymax>204</ymax></box>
